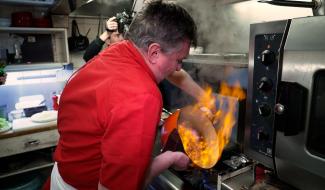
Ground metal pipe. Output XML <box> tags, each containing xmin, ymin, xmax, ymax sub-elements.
<box><xmin>258</xmin><ymin>0</ymin><xmax>317</xmax><ymax>8</ymax></box>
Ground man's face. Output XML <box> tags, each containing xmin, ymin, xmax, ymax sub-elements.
<box><xmin>157</xmin><ymin>40</ymin><xmax>190</xmax><ymax>79</ymax></box>
<box><xmin>110</xmin><ymin>31</ymin><xmax>124</xmax><ymax>44</ymax></box>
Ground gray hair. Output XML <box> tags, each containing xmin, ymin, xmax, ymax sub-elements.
<box><xmin>125</xmin><ymin>1</ymin><xmax>197</xmax><ymax>53</ymax></box>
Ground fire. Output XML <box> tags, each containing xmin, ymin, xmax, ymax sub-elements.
<box><xmin>178</xmin><ymin>123</ymin><xmax>218</xmax><ymax>168</ymax></box>
<box><xmin>177</xmin><ymin>81</ymin><xmax>246</xmax><ymax>168</ymax></box>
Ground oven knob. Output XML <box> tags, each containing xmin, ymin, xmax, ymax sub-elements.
<box><xmin>257</xmin><ymin>77</ymin><xmax>273</xmax><ymax>92</ymax></box>
<box><xmin>275</xmin><ymin>103</ymin><xmax>285</xmax><ymax>115</ymax></box>
<box><xmin>257</xmin><ymin>130</ymin><xmax>269</xmax><ymax>141</ymax></box>
<box><xmin>261</xmin><ymin>50</ymin><xmax>275</xmax><ymax>65</ymax></box>
<box><xmin>258</xmin><ymin>104</ymin><xmax>272</xmax><ymax>117</ymax></box>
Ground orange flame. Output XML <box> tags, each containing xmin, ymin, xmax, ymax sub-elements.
<box><xmin>178</xmin><ymin>81</ymin><xmax>246</xmax><ymax>168</ymax></box>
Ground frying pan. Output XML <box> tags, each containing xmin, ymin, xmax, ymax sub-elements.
<box><xmin>160</xmin><ymin>105</ymin><xmax>219</xmax><ymax>169</ymax></box>
<box><xmin>68</xmin><ymin>20</ymin><xmax>90</xmax><ymax>51</ymax></box>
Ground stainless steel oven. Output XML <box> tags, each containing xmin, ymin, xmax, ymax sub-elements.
<box><xmin>245</xmin><ymin>16</ymin><xmax>325</xmax><ymax>189</ymax></box>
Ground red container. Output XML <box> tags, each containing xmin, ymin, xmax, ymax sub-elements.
<box><xmin>12</xmin><ymin>12</ymin><xmax>32</xmax><ymax>27</ymax></box>
<box><xmin>33</xmin><ymin>17</ymin><xmax>51</xmax><ymax>28</ymax></box>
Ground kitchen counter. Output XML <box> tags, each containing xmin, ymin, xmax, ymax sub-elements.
<box><xmin>149</xmin><ymin>166</ymin><xmax>255</xmax><ymax>190</ymax></box>
<box><xmin>0</xmin><ymin>120</ymin><xmax>58</xmax><ymax>158</ymax></box>
<box><xmin>0</xmin><ymin>123</ymin><xmax>57</xmax><ymax>139</ymax></box>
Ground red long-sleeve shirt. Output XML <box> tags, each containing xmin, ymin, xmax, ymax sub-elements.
<box><xmin>54</xmin><ymin>40</ymin><xmax>162</xmax><ymax>190</ymax></box>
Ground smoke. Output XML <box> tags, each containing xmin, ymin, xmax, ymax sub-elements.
<box><xmin>177</xmin><ymin>0</ymin><xmax>240</xmax><ymax>53</ymax></box>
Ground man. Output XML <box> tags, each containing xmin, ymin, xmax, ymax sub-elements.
<box><xmin>82</xmin><ymin>17</ymin><xmax>123</xmax><ymax>63</ymax></box>
<box><xmin>51</xmin><ymin>1</ymin><xmax>198</xmax><ymax>190</ymax></box>
<box><xmin>83</xmin><ymin>15</ymin><xmax>203</xmax><ymax>101</ymax></box>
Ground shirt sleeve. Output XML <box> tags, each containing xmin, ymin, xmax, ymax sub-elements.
<box><xmin>99</xmin><ymin>93</ymin><xmax>162</xmax><ymax>190</ymax></box>
<box><xmin>83</xmin><ymin>37</ymin><xmax>105</xmax><ymax>62</ymax></box>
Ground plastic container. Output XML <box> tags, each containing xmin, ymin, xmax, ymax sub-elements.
<box><xmin>11</xmin><ymin>12</ymin><xmax>32</xmax><ymax>27</ymax></box>
<box><xmin>8</xmin><ymin>110</ymin><xmax>24</xmax><ymax>121</ymax></box>
<box><xmin>0</xmin><ymin>18</ymin><xmax>11</xmax><ymax>27</ymax></box>
<box><xmin>23</xmin><ymin>105</ymin><xmax>47</xmax><ymax>117</ymax></box>
<box><xmin>33</xmin><ymin>17</ymin><xmax>51</xmax><ymax>28</ymax></box>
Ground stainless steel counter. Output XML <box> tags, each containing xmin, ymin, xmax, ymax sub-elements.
<box><xmin>149</xmin><ymin>166</ymin><xmax>254</xmax><ymax>190</ymax></box>
<box><xmin>151</xmin><ymin>129</ymin><xmax>255</xmax><ymax>190</ymax></box>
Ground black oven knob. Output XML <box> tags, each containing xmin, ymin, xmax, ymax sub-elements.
<box><xmin>257</xmin><ymin>77</ymin><xmax>273</xmax><ymax>92</ymax></box>
<box><xmin>258</xmin><ymin>104</ymin><xmax>272</xmax><ymax>117</ymax></box>
<box><xmin>261</xmin><ymin>50</ymin><xmax>275</xmax><ymax>65</ymax></box>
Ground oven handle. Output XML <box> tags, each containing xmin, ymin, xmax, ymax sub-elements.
<box><xmin>275</xmin><ymin>81</ymin><xmax>308</xmax><ymax>136</ymax></box>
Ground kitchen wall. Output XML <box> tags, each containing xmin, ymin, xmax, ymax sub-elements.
<box><xmin>67</xmin><ymin>17</ymin><xmax>108</xmax><ymax>68</ymax></box>
<box><xmin>69</xmin><ymin>0</ymin><xmax>312</xmax><ymax>67</ymax></box>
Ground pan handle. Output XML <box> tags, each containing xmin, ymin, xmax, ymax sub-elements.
<box><xmin>258</xmin><ymin>0</ymin><xmax>318</xmax><ymax>9</ymax></box>
<box><xmin>162</xmin><ymin>108</ymin><xmax>172</xmax><ymax>116</ymax></box>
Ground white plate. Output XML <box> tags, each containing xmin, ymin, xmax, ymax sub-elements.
<box><xmin>31</xmin><ymin>110</ymin><xmax>58</xmax><ymax>123</ymax></box>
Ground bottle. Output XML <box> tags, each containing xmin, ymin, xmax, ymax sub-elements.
<box><xmin>14</xmin><ymin>43</ymin><xmax>22</xmax><ymax>64</ymax></box>
<box><xmin>52</xmin><ymin>93</ymin><xmax>59</xmax><ymax>111</ymax></box>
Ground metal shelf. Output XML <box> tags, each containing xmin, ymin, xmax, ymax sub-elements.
<box><xmin>184</xmin><ymin>53</ymin><xmax>248</xmax><ymax>68</ymax></box>
<box><xmin>0</xmin><ymin>26</ymin><xmax>69</xmax><ymax>67</ymax></box>
<box><xmin>0</xmin><ymin>147</ymin><xmax>55</xmax><ymax>179</ymax></box>
<box><xmin>0</xmin><ymin>161</ymin><xmax>54</xmax><ymax>179</ymax></box>
<box><xmin>0</xmin><ymin>27</ymin><xmax>66</xmax><ymax>34</ymax></box>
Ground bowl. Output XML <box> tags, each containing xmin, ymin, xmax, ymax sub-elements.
<box><xmin>8</xmin><ymin>110</ymin><xmax>24</xmax><ymax>121</ymax></box>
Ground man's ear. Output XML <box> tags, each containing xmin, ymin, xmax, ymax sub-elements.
<box><xmin>147</xmin><ymin>43</ymin><xmax>161</xmax><ymax>64</ymax></box>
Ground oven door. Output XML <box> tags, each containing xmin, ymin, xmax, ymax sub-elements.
<box><xmin>275</xmin><ymin>16</ymin><xmax>325</xmax><ymax>190</ymax></box>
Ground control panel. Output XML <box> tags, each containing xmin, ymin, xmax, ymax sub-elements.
<box><xmin>250</xmin><ymin>33</ymin><xmax>284</xmax><ymax>157</ymax></box>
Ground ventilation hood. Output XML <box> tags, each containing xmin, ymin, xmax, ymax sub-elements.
<box><xmin>69</xmin><ymin>0</ymin><xmax>133</xmax><ymax>17</ymax></box>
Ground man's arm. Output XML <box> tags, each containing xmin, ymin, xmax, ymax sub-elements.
<box><xmin>144</xmin><ymin>151</ymin><xmax>190</xmax><ymax>188</ymax></box>
<box><xmin>83</xmin><ymin>37</ymin><xmax>106</xmax><ymax>62</ymax></box>
<box><xmin>83</xmin><ymin>17</ymin><xmax>118</xmax><ymax>62</ymax></box>
<box><xmin>166</xmin><ymin>69</ymin><xmax>204</xmax><ymax>101</ymax></box>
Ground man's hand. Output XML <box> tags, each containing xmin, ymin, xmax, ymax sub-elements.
<box><xmin>105</xmin><ymin>17</ymin><xmax>118</xmax><ymax>32</ymax></box>
<box><xmin>170</xmin><ymin>151</ymin><xmax>190</xmax><ymax>171</ymax></box>
<box><xmin>100</xmin><ymin>17</ymin><xmax>119</xmax><ymax>43</ymax></box>
<box><xmin>145</xmin><ymin>151</ymin><xmax>190</xmax><ymax>187</ymax></box>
